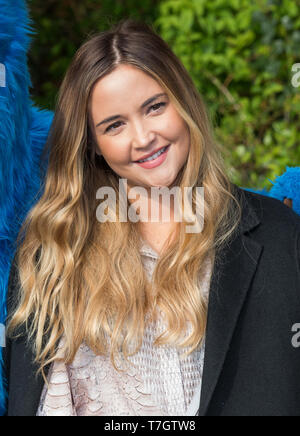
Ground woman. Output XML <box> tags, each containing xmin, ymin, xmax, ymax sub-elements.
<box><xmin>3</xmin><ymin>19</ymin><xmax>300</xmax><ymax>416</ymax></box>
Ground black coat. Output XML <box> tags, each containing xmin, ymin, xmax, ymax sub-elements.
<box><xmin>2</xmin><ymin>185</ymin><xmax>300</xmax><ymax>416</ymax></box>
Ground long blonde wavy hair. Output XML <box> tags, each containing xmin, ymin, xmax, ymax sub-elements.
<box><xmin>7</xmin><ymin>18</ymin><xmax>242</xmax><ymax>380</ymax></box>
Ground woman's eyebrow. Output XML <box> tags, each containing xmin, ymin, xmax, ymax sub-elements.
<box><xmin>95</xmin><ymin>92</ymin><xmax>168</xmax><ymax>128</ymax></box>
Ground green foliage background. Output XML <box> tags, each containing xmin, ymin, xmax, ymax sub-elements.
<box><xmin>28</xmin><ymin>0</ymin><xmax>300</xmax><ymax>189</ymax></box>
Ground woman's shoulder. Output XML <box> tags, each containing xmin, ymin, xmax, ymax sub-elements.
<box><xmin>235</xmin><ymin>185</ymin><xmax>300</xmax><ymax>234</ymax></box>
<box><xmin>230</xmin><ymin>185</ymin><xmax>300</xmax><ymax>267</ymax></box>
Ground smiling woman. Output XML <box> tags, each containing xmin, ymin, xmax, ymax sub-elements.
<box><xmin>89</xmin><ymin>64</ymin><xmax>190</xmax><ymax>192</ymax></box>
<box><xmin>3</xmin><ymin>18</ymin><xmax>300</xmax><ymax>417</ymax></box>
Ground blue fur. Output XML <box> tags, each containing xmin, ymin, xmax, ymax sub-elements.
<box><xmin>268</xmin><ymin>167</ymin><xmax>300</xmax><ymax>216</ymax></box>
<box><xmin>0</xmin><ymin>0</ymin><xmax>53</xmax><ymax>415</ymax></box>
<box><xmin>243</xmin><ymin>166</ymin><xmax>300</xmax><ymax>216</ymax></box>
<box><xmin>0</xmin><ymin>0</ymin><xmax>299</xmax><ymax>417</ymax></box>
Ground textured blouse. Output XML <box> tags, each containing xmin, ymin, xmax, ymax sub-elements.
<box><xmin>36</xmin><ymin>239</ymin><xmax>213</xmax><ymax>416</ymax></box>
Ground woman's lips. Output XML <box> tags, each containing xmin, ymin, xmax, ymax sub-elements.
<box><xmin>134</xmin><ymin>144</ymin><xmax>170</xmax><ymax>169</ymax></box>
<box><xmin>134</xmin><ymin>144</ymin><xmax>169</xmax><ymax>163</ymax></box>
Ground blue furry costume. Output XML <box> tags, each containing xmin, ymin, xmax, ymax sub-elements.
<box><xmin>0</xmin><ymin>0</ymin><xmax>299</xmax><ymax>416</ymax></box>
<box><xmin>0</xmin><ymin>0</ymin><xmax>53</xmax><ymax>415</ymax></box>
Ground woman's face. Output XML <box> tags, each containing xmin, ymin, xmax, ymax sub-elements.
<box><xmin>90</xmin><ymin>64</ymin><xmax>190</xmax><ymax>191</ymax></box>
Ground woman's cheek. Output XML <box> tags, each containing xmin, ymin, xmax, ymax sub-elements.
<box><xmin>105</xmin><ymin>146</ymin><xmax>129</xmax><ymax>164</ymax></box>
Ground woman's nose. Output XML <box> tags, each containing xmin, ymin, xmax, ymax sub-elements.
<box><xmin>131</xmin><ymin>119</ymin><xmax>155</xmax><ymax>147</ymax></box>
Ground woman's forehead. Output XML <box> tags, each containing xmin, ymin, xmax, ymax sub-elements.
<box><xmin>90</xmin><ymin>66</ymin><xmax>165</xmax><ymax>119</ymax></box>
<box><xmin>92</xmin><ymin>65</ymin><xmax>161</xmax><ymax>99</ymax></box>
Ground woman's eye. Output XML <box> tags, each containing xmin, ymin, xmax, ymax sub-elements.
<box><xmin>105</xmin><ymin>121</ymin><xmax>123</xmax><ymax>133</ymax></box>
<box><xmin>149</xmin><ymin>102</ymin><xmax>166</xmax><ymax>112</ymax></box>
<box><xmin>105</xmin><ymin>102</ymin><xmax>166</xmax><ymax>133</ymax></box>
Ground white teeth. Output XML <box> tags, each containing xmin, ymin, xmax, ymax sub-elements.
<box><xmin>138</xmin><ymin>146</ymin><xmax>167</xmax><ymax>163</ymax></box>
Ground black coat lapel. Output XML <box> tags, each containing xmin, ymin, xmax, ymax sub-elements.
<box><xmin>198</xmin><ymin>187</ymin><xmax>263</xmax><ymax>416</ymax></box>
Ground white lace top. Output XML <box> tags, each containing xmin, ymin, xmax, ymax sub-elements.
<box><xmin>37</xmin><ymin>239</ymin><xmax>213</xmax><ymax>416</ymax></box>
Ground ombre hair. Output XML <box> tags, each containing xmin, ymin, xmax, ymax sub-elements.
<box><xmin>7</xmin><ymin>18</ymin><xmax>242</xmax><ymax>380</ymax></box>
